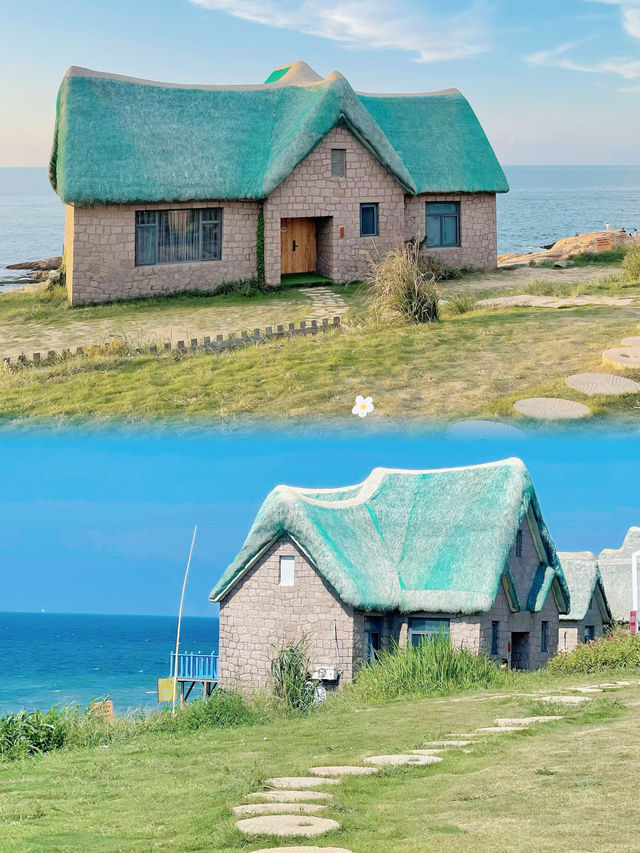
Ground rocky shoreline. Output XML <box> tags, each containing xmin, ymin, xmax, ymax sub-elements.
<box><xmin>498</xmin><ymin>229</ymin><xmax>633</xmax><ymax>267</ymax></box>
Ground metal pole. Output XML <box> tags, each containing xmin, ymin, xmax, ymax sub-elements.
<box><xmin>172</xmin><ymin>525</ymin><xmax>197</xmax><ymax>716</ymax></box>
<box><xmin>632</xmin><ymin>550</ymin><xmax>640</xmax><ymax>632</ymax></box>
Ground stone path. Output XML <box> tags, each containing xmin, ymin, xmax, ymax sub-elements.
<box><xmin>444</xmin><ymin>263</ymin><xmax>621</xmax><ymax>296</ymax></box>
<box><xmin>565</xmin><ymin>372</ymin><xmax>640</xmax><ymax>395</ymax></box>
<box><xmin>478</xmin><ymin>294</ymin><xmax>634</xmax><ymax>310</ymax></box>
<box><xmin>513</xmin><ymin>397</ymin><xmax>591</xmax><ymax>420</ymax></box>
<box><xmin>0</xmin><ymin>287</ymin><xmax>349</xmax><ymax>362</ymax></box>
<box><xmin>233</xmin><ymin>688</ymin><xmax>640</xmax><ymax>848</ymax></box>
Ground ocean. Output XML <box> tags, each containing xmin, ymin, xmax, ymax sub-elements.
<box><xmin>1</xmin><ymin>166</ymin><xmax>640</xmax><ymax>290</ymax></box>
<box><xmin>0</xmin><ymin>612</ymin><xmax>219</xmax><ymax>715</ymax></box>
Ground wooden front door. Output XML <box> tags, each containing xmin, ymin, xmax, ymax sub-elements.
<box><xmin>281</xmin><ymin>218</ymin><xmax>317</xmax><ymax>275</ymax></box>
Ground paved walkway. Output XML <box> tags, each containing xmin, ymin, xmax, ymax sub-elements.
<box><xmin>0</xmin><ymin>287</ymin><xmax>349</xmax><ymax>361</ymax></box>
<box><xmin>445</xmin><ymin>263</ymin><xmax>621</xmax><ymax>295</ymax></box>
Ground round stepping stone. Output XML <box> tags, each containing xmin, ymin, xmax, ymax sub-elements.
<box><xmin>603</xmin><ymin>347</ymin><xmax>640</xmax><ymax>370</ymax></box>
<box><xmin>309</xmin><ymin>766</ymin><xmax>377</xmax><ymax>776</ymax></box>
<box><xmin>363</xmin><ymin>753</ymin><xmax>443</xmax><ymax>767</ymax></box>
<box><xmin>247</xmin><ymin>791</ymin><xmax>333</xmax><ymax>803</ymax></box>
<box><xmin>235</xmin><ymin>815</ymin><xmax>340</xmax><ymax>837</ymax></box>
<box><xmin>252</xmin><ymin>848</ymin><xmax>354</xmax><ymax>853</ymax></box>
<box><xmin>513</xmin><ymin>397</ymin><xmax>590</xmax><ymax>420</ymax></box>
<box><xmin>622</xmin><ymin>337</ymin><xmax>640</xmax><ymax>347</ymax></box>
<box><xmin>566</xmin><ymin>372</ymin><xmax>640</xmax><ymax>396</ymax></box>
<box><xmin>424</xmin><ymin>740</ymin><xmax>472</xmax><ymax>747</ymax></box>
<box><xmin>266</xmin><ymin>777</ymin><xmax>340</xmax><ymax>790</ymax></box>
<box><xmin>233</xmin><ymin>804</ymin><xmax>327</xmax><ymax>817</ymax></box>
<box><xmin>494</xmin><ymin>716</ymin><xmax>562</xmax><ymax>726</ymax></box>
<box><xmin>411</xmin><ymin>749</ymin><xmax>443</xmax><ymax>756</ymax></box>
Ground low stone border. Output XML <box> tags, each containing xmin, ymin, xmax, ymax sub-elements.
<box><xmin>0</xmin><ymin>316</ymin><xmax>342</xmax><ymax>368</ymax></box>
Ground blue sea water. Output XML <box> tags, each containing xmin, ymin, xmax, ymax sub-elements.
<box><xmin>1</xmin><ymin>166</ymin><xmax>640</xmax><ymax>290</ymax></box>
<box><xmin>0</xmin><ymin>612</ymin><xmax>219</xmax><ymax>715</ymax></box>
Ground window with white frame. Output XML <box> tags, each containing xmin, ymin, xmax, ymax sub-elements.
<box><xmin>279</xmin><ymin>555</ymin><xmax>295</xmax><ymax>586</ymax></box>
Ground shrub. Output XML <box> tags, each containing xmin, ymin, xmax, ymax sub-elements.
<box><xmin>623</xmin><ymin>244</ymin><xmax>640</xmax><ymax>282</ymax></box>
<box><xmin>445</xmin><ymin>293</ymin><xmax>477</xmax><ymax>316</ymax></box>
<box><xmin>146</xmin><ymin>689</ymin><xmax>260</xmax><ymax>733</ymax></box>
<box><xmin>0</xmin><ymin>707</ymin><xmax>70</xmax><ymax>761</ymax></box>
<box><xmin>270</xmin><ymin>637</ymin><xmax>315</xmax><ymax>713</ymax></box>
<box><xmin>345</xmin><ymin>633</ymin><xmax>507</xmax><ymax>704</ymax></box>
<box><xmin>568</xmin><ymin>248</ymin><xmax>626</xmax><ymax>266</ymax></box>
<box><xmin>417</xmin><ymin>252</ymin><xmax>462</xmax><ymax>282</ymax></box>
<box><xmin>548</xmin><ymin>628</ymin><xmax>640</xmax><ymax>675</ymax></box>
<box><xmin>368</xmin><ymin>243</ymin><xmax>440</xmax><ymax>323</ymax></box>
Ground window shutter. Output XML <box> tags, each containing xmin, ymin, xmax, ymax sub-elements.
<box><xmin>331</xmin><ymin>148</ymin><xmax>346</xmax><ymax>178</ymax></box>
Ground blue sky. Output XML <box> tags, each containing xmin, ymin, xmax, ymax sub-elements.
<box><xmin>0</xmin><ymin>428</ymin><xmax>638</xmax><ymax>617</ymax></box>
<box><xmin>2</xmin><ymin>0</ymin><xmax>640</xmax><ymax>165</ymax></box>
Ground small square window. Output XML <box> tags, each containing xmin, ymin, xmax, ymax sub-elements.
<box><xmin>279</xmin><ymin>555</ymin><xmax>295</xmax><ymax>587</ymax></box>
<box><xmin>515</xmin><ymin>529</ymin><xmax>523</xmax><ymax>558</ymax></box>
<box><xmin>331</xmin><ymin>148</ymin><xmax>346</xmax><ymax>178</ymax></box>
<box><xmin>360</xmin><ymin>203</ymin><xmax>379</xmax><ymax>237</ymax></box>
<box><xmin>491</xmin><ymin>621</ymin><xmax>499</xmax><ymax>655</ymax></box>
<box><xmin>541</xmin><ymin>620</ymin><xmax>548</xmax><ymax>653</ymax></box>
<box><xmin>425</xmin><ymin>201</ymin><xmax>460</xmax><ymax>248</ymax></box>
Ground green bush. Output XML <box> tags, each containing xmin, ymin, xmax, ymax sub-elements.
<box><xmin>547</xmin><ymin>629</ymin><xmax>640</xmax><ymax>675</ymax></box>
<box><xmin>568</xmin><ymin>248</ymin><xmax>626</xmax><ymax>265</ymax></box>
<box><xmin>417</xmin><ymin>252</ymin><xmax>462</xmax><ymax>282</ymax></box>
<box><xmin>213</xmin><ymin>278</ymin><xmax>265</xmax><ymax>297</ymax></box>
<box><xmin>345</xmin><ymin>633</ymin><xmax>507</xmax><ymax>704</ymax></box>
<box><xmin>146</xmin><ymin>689</ymin><xmax>260</xmax><ymax>733</ymax></box>
<box><xmin>0</xmin><ymin>707</ymin><xmax>70</xmax><ymax>761</ymax></box>
<box><xmin>270</xmin><ymin>637</ymin><xmax>315</xmax><ymax>713</ymax></box>
<box><xmin>369</xmin><ymin>243</ymin><xmax>440</xmax><ymax>323</ymax></box>
<box><xmin>445</xmin><ymin>293</ymin><xmax>477</xmax><ymax>316</ymax></box>
<box><xmin>623</xmin><ymin>244</ymin><xmax>640</xmax><ymax>282</ymax></box>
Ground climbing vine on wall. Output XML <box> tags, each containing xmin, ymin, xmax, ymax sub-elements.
<box><xmin>256</xmin><ymin>209</ymin><xmax>265</xmax><ymax>284</ymax></box>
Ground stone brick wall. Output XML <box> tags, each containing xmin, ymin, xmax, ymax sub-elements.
<box><xmin>560</xmin><ymin>594</ymin><xmax>605</xmax><ymax>651</ymax></box>
<box><xmin>217</xmin><ymin>535</ymin><xmax>358</xmax><ymax>691</ymax></box>
<box><xmin>66</xmin><ymin>200</ymin><xmax>259</xmax><ymax>305</ymax></box>
<box><xmin>404</xmin><ymin>192</ymin><xmax>497</xmax><ymax>269</ymax></box>
<box><xmin>264</xmin><ymin>125</ymin><xmax>406</xmax><ymax>284</ymax></box>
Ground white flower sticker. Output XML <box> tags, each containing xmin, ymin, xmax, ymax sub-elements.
<box><xmin>352</xmin><ymin>395</ymin><xmax>374</xmax><ymax>418</ymax></box>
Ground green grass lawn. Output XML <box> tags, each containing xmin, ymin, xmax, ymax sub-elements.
<box><xmin>1</xmin><ymin>678</ymin><xmax>637</xmax><ymax>852</ymax></box>
<box><xmin>2</xmin><ymin>266</ymin><xmax>640</xmax><ymax>423</ymax></box>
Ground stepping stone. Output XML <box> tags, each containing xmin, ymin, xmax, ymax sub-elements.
<box><xmin>252</xmin><ymin>848</ymin><xmax>354</xmax><ymax>853</ymax></box>
<box><xmin>602</xmin><ymin>347</ymin><xmax>640</xmax><ymax>370</ymax></box>
<box><xmin>247</xmin><ymin>791</ymin><xmax>333</xmax><ymax>803</ymax></box>
<box><xmin>235</xmin><ymin>815</ymin><xmax>340</xmax><ymax>837</ymax></box>
<box><xmin>233</xmin><ymin>803</ymin><xmax>327</xmax><ymax>817</ymax></box>
<box><xmin>363</xmin><ymin>754</ymin><xmax>443</xmax><ymax>767</ymax></box>
<box><xmin>476</xmin><ymin>726</ymin><xmax>527</xmax><ymax>733</ymax></box>
<box><xmin>423</xmin><ymin>740</ymin><xmax>472</xmax><ymax>747</ymax></box>
<box><xmin>411</xmin><ymin>749</ymin><xmax>444</xmax><ymax>756</ymax></box>
<box><xmin>494</xmin><ymin>716</ymin><xmax>563</xmax><ymax>726</ymax></box>
<box><xmin>266</xmin><ymin>777</ymin><xmax>340</xmax><ymax>790</ymax></box>
<box><xmin>622</xmin><ymin>337</ymin><xmax>640</xmax><ymax>347</ymax></box>
<box><xmin>309</xmin><ymin>766</ymin><xmax>377</xmax><ymax>776</ymax></box>
<box><xmin>568</xmin><ymin>686</ymin><xmax>603</xmax><ymax>693</ymax></box>
<box><xmin>513</xmin><ymin>397</ymin><xmax>590</xmax><ymax>420</ymax></box>
<box><xmin>539</xmin><ymin>695</ymin><xmax>592</xmax><ymax>704</ymax></box>
<box><xmin>566</xmin><ymin>372</ymin><xmax>640</xmax><ymax>396</ymax></box>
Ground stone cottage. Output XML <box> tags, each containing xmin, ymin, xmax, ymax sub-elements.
<box><xmin>49</xmin><ymin>60</ymin><xmax>509</xmax><ymax>305</ymax></box>
<box><xmin>209</xmin><ymin>458</ymin><xmax>570</xmax><ymax>690</ymax></box>
<box><xmin>557</xmin><ymin>551</ymin><xmax>612</xmax><ymax>651</ymax></box>
<box><xmin>598</xmin><ymin>527</ymin><xmax>640</xmax><ymax>623</ymax></box>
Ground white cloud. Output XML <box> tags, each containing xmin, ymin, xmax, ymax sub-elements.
<box><xmin>189</xmin><ymin>0</ymin><xmax>490</xmax><ymax>63</ymax></box>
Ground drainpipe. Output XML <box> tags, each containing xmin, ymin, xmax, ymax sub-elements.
<box><xmin>632</xmin><ymin>551</ymin><xmax>640</xmax><ymax>633</ymax></box>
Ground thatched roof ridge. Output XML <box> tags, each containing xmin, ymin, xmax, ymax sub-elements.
<box><xmin>49</xmin><ymin>62</ymin><xmax>508</xmax><ymax>205</ymax></box>
<box><xmin>557</xmin><ymin>551</ymin><xmax>612</xmax><ymax>623</ymax></box>
<box><xmin>598</xmin><ymin>527</ymin><xmax>640</xmax><ymax>621</ymax></box>
<box><xmin>211</xmin><ymin>458</ymin><xmax>568</xmax><ymax>615</ymax></box>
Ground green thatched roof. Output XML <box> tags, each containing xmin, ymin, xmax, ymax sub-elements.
<box><xmin>210</xmin><ymin>459</ymin><xmax>568</xmax><ymax>615</ymax></box>
<box><xmin>557</xmin><ymin>551</ymin><xmax>612</xmax><ymax>623</ymax></box>
<box><xmin>49</xmin><ymin>63</ymin><xmax>508</xmax><ymax>205</ymax></box>
<box><xmin>598</xmin><ymin>528</ymin><xmax>640</xmax><ymax>622</ymax></box>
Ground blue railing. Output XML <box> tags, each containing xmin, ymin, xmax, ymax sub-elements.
<box><xmin>169</xmin><ymin>652</ymin><xmax>218</xmax><ymax>680</ymax></box>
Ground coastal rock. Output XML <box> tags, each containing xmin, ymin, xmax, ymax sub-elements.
<box><xmin>498</xmin><ymin>230</ymin><xmax>633</xmax><ymax>268</ymax></box>
<box><xmin>7</xmin><ymin>256</ymin><xmax>62</xmax><ymax>271</ymax></box>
